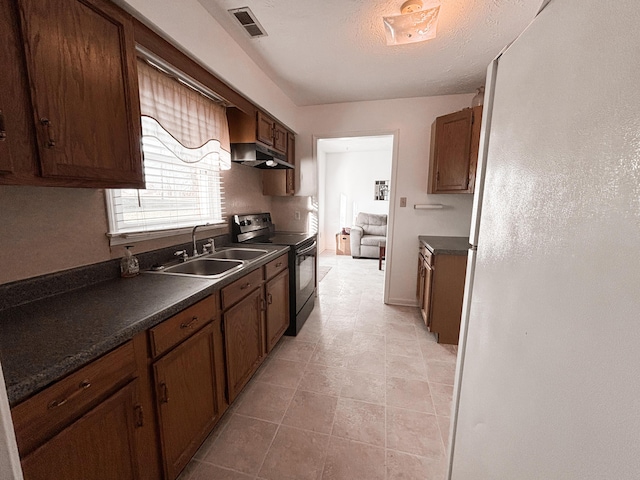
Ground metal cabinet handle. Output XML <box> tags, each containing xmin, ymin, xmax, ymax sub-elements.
<box><xmin>275</xmin><ymin>262</ymin><xmax>283</xmax><ymax>267</ymax></box>
<box><xmin>260</xmin><ymin>297</ymin><xmax>266</xmax><ymax>311</ymax></box>
<box><xmin>159</xmin><ymin>383</ymin><xmax>169</xmax><ymax>404</ymax></box>
<box><xmin>180</xmin><ymin>316</ymin><xmax>198</xmax><ymax>329</ymax></box>
<box><xmin>134</xmin><ymin>404</ymin><xmax>144</xmax><ymax>427</ymax></box>
<box><xmin>240</xmin><ymin>282</ymin><xmax>252</xmax><ymax>290</ymax></box>
<box><xmin>47</xmin><ymin>380</ymin><xmax>91</xmax><ymax>409</ymax></box>
<box><xmin>0</xmin><ymin>109</ymin><xmax>6</xmax><ymax>141</ymax></box>
<box><xmin>267</xmin><ymin>293</ymin><xmax>273</xmax><ymax>305</ymax></box>
<box><xmin>40</xmin><ymin>118</ymin><xmax>56</xmax><ymax>147</ymax></box>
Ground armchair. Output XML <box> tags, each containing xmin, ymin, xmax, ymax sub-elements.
<box><xmin>350</xmin><ymin>212</ymin><xmax>387</xmax><ymax>258</ymax></box>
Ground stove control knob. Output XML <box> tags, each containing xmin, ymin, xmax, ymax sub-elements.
<box><xmin>246</xmin><ymin>220</ymin><xmax>252</xmax><ymax>225</ymax></box>
<box><xmin>239</xmin><ymin>220</ymin><xmax>247</xmax><ymax>226</ymax></box>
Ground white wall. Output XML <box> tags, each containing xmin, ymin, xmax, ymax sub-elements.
<box><xmin>321</xmin><ymin>150</ymin><xmax>392</xmax><ymax>250</ymax></box>
<box><xmin>296</xmin><ymin>95</ymin><xmax>475</xmax><ymax>304</ymax></box>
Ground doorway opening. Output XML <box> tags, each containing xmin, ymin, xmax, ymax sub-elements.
<box><xmin>316</xmin><ymin>133</ymin><xmax>396</xmax><ymax>303</ymax></box>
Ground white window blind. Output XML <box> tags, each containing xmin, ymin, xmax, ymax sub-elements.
<box><xmin>107</xmin><ymin>59</ymin><xmax>231</xmax><ymax>238</ymax></box>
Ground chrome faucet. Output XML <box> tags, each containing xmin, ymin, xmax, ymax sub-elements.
<box><xmin>203</xmin><ymin>238</ymin><xmax>215</xmax><ymax>254</ymax></box>
<box><xmin>192</xmin><ymin>224</ymin><xmax>210</xmax><ymax>257</ymax></box>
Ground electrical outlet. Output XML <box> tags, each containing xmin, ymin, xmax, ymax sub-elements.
<box><xmin>400</xmin><ymin>197</ymin><xmax>407</xmax><ymax>207</ymax></box>
<box><xmin>294</xmin><ymin>211</ymin><xmax>301</xmax><ymax>220</ymax></box>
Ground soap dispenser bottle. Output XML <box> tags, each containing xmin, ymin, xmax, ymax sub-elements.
<box><xmin>120</xmin><ymin>246</ymin><xmax>140</xmax><ymax>278</ymax></box>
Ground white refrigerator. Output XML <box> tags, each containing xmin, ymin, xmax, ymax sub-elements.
<box><xmin>449</xmin><ymin>0</ymin><xmax>640</xmax><ymax>479</ymax></box>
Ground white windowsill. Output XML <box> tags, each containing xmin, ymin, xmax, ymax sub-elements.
<box><xmin>106</xmin><ymin>222</ymin><xmax>227</xmax><ymax>247</ymax></box>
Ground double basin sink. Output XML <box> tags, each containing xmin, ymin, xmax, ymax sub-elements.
<box><xmin>158</xmin><ymin>248</ymin><xmax>270</xmax><ymax>279</ymax></box>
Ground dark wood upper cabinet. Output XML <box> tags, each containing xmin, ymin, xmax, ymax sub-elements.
<box><xmin>263</xmin><ymin>131</ymin><xmax>296</xmax><ymax>196</ymax></box>
<box><xmin>0</xmin><ymin>0</ymin><xmax>38</xmax><ymax>179</ymax></box>
<box><xmin>255</xmin><ymin>110</ymin><xmax>287</xmax><ymax>154</ymax></box>
<box><xmin>428</xmin><ymin>106</ymin><xmax>483</xmax><ymax>194</ymax></box>
<box><xmin>257</xmin><ymin>111</ymin><xmax>275</xmax><ymax>147</ymax></box>
<box><xmin>237</xmin><ymin>109</ymin><xmax>288</xmax><ymax>155</ymax></box>
<box><xmin>2</xmin><ymin>0</ymin><xmax>144</xmax><ymax>188</ymax></box>
<box><xmin>273</xmin><ymin>122</ymin><xmax>287</xmax><ymax>153</ymax></box>
<box><xmin>286</xmin><ymin>131</ymin><xmax>296</xmax><ymax>193</ymax></box>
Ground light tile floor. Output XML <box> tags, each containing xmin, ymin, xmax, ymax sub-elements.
<box><xmin>179</xmin><ymin>252</ymin><xmax>458</xmax><ymax>480</ymax></box>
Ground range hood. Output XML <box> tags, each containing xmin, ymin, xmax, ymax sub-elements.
<box><xmin>230</xmin><ymin>142</ymin><xmax>294</xmax><ymax>169</ymax></box>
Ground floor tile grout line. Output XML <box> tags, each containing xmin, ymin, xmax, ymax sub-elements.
<box><xmin>253</xmin><ymin>359</ymin><xmax>304</xmax><ymax>480</ymax></box>
<box><xmin>417</xmin><ymin>318</ymin><xmax>452</xmax><ymax>454</ymax></box>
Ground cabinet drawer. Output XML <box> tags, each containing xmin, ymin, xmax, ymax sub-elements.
<box><xmin>221</xmin><ymin>268</ymin><xmax>263</xmax><ymax>309</ymax></box>
<box><xmin>264</xmin><ymin>253</ymin><xmax>288</xmax><ymax>280</ymax></box>
<box><xmin>420</xmin><ymin>245</ymin><xmax>433</xmax><ymax>266</ymax></box>
<box><xmin>11</xmin><ymin>340</ymin><xmax>136</xmax><ymax>456</ymax></box>
<box><xmin>149</xmin><ymin>295</ymin><xmax>218</xmax><ymax>358</ymax></box>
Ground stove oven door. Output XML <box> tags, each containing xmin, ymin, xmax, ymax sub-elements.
<box><xmin>295</xmin><ymin>240</ymin><xmax>317</xmax><ymax>313</ymax></box>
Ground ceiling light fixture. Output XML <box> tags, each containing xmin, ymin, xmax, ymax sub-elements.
<box><xmin>383</xmin><ymin>0</ymin><xmax>441</xmax><ymax>46</ymax></box>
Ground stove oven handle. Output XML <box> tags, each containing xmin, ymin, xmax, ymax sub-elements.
<box><xmin>297</xmin><ymin>241</ymin><xmax>317</xmax><ymax>256</ymax></box>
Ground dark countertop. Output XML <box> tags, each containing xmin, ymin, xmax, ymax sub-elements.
<box><xmin>419</xmin><ymin>236</ymin><xmax>470</xmax><ymax>255</ymax></box>
<box><xmin>0</xmin><ymin>245</ymin><xmax>289</xmax><ymax>405</ymax></box>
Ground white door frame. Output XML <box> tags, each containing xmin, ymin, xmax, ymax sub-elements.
<box><xmin>313</xmin><ymin>129</ymin><xmax>400</xmax><ymax>304</ymax></box>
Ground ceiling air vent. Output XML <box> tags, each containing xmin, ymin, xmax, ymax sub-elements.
<box><xmin>228</xmin><ymin>7</ymin><xmax>268</xmax><ymax>38</ymax></box>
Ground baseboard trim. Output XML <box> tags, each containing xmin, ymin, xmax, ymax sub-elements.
<box><xmin>386</xmin><ymin>297</ymin><xmax>420</xmax><ymax>307</ymax></box>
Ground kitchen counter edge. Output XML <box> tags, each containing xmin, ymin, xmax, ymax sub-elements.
<box><xmin>0</xmin><ymin>245</ymin><xmax>290</xmax><ymax>406</ymax></box>
<box><xmin>419</xmin><ymin>236</ymin><xmax>470</xmax><ymax>255</ymax></box>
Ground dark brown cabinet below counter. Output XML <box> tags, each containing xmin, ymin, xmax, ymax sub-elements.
<box><xmin>417</xmin><ymin>236</ymin><xmax>469</xmax><ymax>345</ymax></box>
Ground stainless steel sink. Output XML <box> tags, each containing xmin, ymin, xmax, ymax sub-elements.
<box><xmin>162</xmin><ymin>258</ymin><xmax>243</xmax><ymax>277</ymax></box>
<box><xmin>207</xmin><ymin>248</ymin><xmax>269</xmax><ymax>261</ymax></box>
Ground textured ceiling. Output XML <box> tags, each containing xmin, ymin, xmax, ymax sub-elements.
<box><xmin>197</xmin><ymin>0</ymin><xmax>541</xmax><ymax>106</ymax></box>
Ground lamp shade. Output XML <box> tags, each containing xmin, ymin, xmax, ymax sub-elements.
<box><xmin>383</xmin><ymin>0</ymin><xmax>441</xmax><ymax>46</ymax></box>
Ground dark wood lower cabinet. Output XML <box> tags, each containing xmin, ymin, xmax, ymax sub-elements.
<box><xmin>21</xmin><ymin>380</ymin><xmax>140</xmax><ymax>480</ymax></box>
<box><xmin>265</xmin><ymin>269</ymin><xmax>289</xmax><ymax>352</ymax></box>
<box><xmin>153</xmin><ymin>323</ymin><xmax>219</xmax><ymax>480</ymax></box>
<box><xmin>417</xmin><ymin>245</ymin><xmax>466</xmax><ymax>345</ymax></box>
<box><xmin>13</xmin><ymin>267</ymin><xmax>288</xmax><ymax>479</ymax></box>
<box><xmin>223</xmin><ymin>287</ymin><xmax>264</xmax><ymax>403</ymax></box>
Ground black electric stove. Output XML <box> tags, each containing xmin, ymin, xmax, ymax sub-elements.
<box><xmin>232</xmin><ymin>213</ymin><xmax>317</xmax><ymax>335</ymax></box>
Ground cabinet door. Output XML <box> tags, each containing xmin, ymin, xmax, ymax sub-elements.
<box><xmin>421</xmin><ymin>259</ymin><xmax>433</xmax><ymax>328</ymax></box>
<box><xmin>21</xmin><ymin>380</ymin><xmax>140</xmax><ymax>480</ymax></box>
<box><xmin>223</xmin><ymin>287</ymin><xmax>264</xmax><ymax>402</ymax></box>
<box><xmin>265</xmin><ymin>270</ymin><xmax>290</xmax><ymax>352</ymax></box>
<box><xmin>262</xmin><ymin>132</ymin><xmax>295</xmax><ymax>196</ymax></box>
<box><xmin>153</xmin><ymin>324</ymin><xmax>219</xmax><ymax>480</ymax></box>
<box><xmin>0</xmin><ymin>0</ymin><xmax>38</xmax><ymax>180</ymax></box>
<box><xmin>256</xmin><ymin>111</ymin><xmax>274</xmax><ymax>146</ymax></box>
<box><xmin>429</xmin><ymin>108</ymin><xmax>473</xmax><ymax>193</ymax></box>
<box><xmin>273</xmin><ymin>122</ymin><xmax>287</xmax><ymax>154</ymax></box>
<box><xmin>286</xmin><ymin>131</ymin><xmax>296</xmax><ymax>194</ymax></box>
<box><xmin>16</xmin><ymin>0</ymin><xmax>143</xmax><ymax>187</ymax></box>
<box><xmin>416</xmin><ymin>256</ymin><xmax>425</xmax><ymax>304</ymax></box>
<box><xmin>428</xmin><ymin>255</ymin><xmax>467</xmax><ymax>345</ymax></box>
